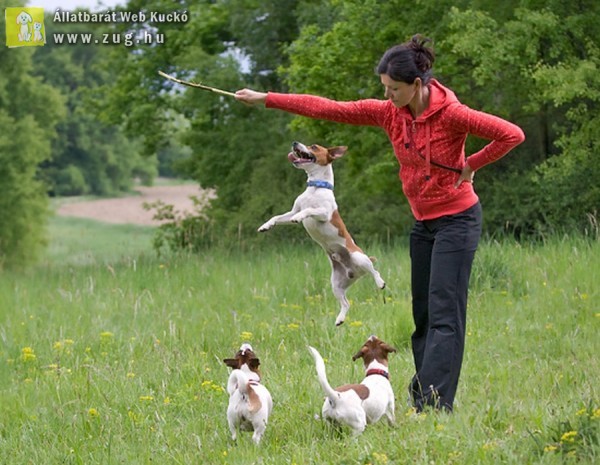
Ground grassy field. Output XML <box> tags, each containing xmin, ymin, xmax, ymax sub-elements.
<box><xmin>0</xmin><ymin>217</ymin><xmax>598</xmax><ymax>464</ymax></box>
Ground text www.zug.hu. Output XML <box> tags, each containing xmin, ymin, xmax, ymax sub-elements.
<box><xmin>53</xmin><ymin>31</ymin><xmax>164</xmax><ymax>46</ymax></box>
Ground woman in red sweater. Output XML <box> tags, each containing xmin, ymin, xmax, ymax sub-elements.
<box><xmin>236</xmin><ymin>35</ymin><xmax>525</xmax><ymax>412</ymax></box>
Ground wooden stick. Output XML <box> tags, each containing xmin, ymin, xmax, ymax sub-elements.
<box><xmin>158</xmin><ymin>70</ymin><xmax>237</xmax><ymax>97</ymax></box>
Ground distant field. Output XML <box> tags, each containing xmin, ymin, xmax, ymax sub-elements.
<box><xmin>0</xmin><ymin>215</ymin><xmax>597</xmax><ymax>464</ymax></box>
<box><xmin>53</xmin><ymin>180</ymin><xmax>214</xmax><ymax>226</ymax></box>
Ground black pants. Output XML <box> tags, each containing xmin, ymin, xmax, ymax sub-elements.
<box><xmin>409</xmin><ymin>202</ymin><xmax>482</xmax><ymax>412</ymax></box>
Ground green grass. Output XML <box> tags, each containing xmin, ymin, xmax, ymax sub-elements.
<box><xmin>0</xmin><ymin>219</ymin><xmax>598</xmax><ymax>464</ymax></box>
<box><xmin>45</xmin><ymin>216</ymin><xmax>155</xmax><ymax>266</ymax></box>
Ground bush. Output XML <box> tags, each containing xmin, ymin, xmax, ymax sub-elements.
<box><xmin>54</xmin><ymin>165</ymin><xmax>89</xmax><ymax>196</ymax></box>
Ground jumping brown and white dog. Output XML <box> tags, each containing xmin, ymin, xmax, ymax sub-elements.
<box><xmin>258</xmin><ymin>142</ymin><xmax>386</xmax><ymax>326</ymax></box>
<box><xmin>223</xmin><ymin>343</ymin><xmax>273</xmax><ymax>444</ymax></box>
<box><xmin>308</xmin><ymin>336</ymin><xmax>397</xmax><ymax>436</ymax></box>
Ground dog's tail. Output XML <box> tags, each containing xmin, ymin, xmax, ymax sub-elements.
<box><xmin>308</xmin><ymin>346</ymin><xmax>341</xmax><ymax>405</ymax></box>
<box><xmin>230</xmin><ymin>369</ymin><xmax>255</xmax><ymax>394</ymax></box>
<box><xmin>227</xmin><ymin>369</ymin><xmax>248</xmax><ymax>395</ymax></box>
<box><xmin>229</xmin><ymin>369</ymin><xmax>262</xmax><ymax>413</ymax></box>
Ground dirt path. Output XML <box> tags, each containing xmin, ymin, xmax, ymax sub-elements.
<box><xmin>56</xmin><ymin>184</ymin><xmax>214</xmax><ymax>226</ymax></box>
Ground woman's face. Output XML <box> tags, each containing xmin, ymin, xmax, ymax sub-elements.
<box><xmin>380</xmin><ymin>74</ymin><xmax>418</xmax><ymax>108</ymax></box>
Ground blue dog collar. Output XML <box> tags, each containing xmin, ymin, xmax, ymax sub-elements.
<box><xmin>307</xmin><ymin>180</ymin><xmax>334</xmax><ymax>190</ymax></box>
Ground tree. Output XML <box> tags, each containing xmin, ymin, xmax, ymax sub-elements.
<box><xmin>0</xmin><ymin>0</ymin><xmax>65</xmax><ymax>267</ymax></box>
<box><xmin>33</xmin><ymin>14</ymin><xmax>157</xmax><ymax>196</ymax></box>
<box><xmin>95</xmin><ymin>0</ymin><xmax>304</xmax><ymax>242</ymax></box>
<box><xmin>444</xmin><ymin>1</ymin><xmax>600</xmax><ymax>235</ymax></box>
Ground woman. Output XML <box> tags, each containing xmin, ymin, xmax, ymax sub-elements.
<box><xmin>235</xmin><ymin>35</ymin><xmax>525</xmax><ymax>412</ymax></box>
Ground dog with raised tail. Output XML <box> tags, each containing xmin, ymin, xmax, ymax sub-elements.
<box><xmin>223</xmin><ymin>343</ymin><xmax>273</xmax><ymax>444</ymax></box>
<box><xmin>308</xmin><ymin>336</ymin><xmax>397</xmax><ymax>436</ymax></box>
<box><xmin>258</xmin><ymin>141</ymin><xmax>386</xmax><ymax>326</ymax></box>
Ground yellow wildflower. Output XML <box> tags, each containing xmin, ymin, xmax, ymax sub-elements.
<box><xmin>240</xmin><ymin>331</ymin><xmax>253</xmax><ymax>340</ymax></box>
<box><xmin>349</xmin><ymin>321</ymin><xmax>363</xmax><ymax>327</ymax></box>
<box><xmin>482</xmin><ymin>440</ymin><xmax>497</xmax><ymax>451</ymax></box>
<box><xmin>88</xmin><ymin>408</ymin><xmax>99</xmax><ymax>417</ymax></box>
<box><xmin>544</xmin><ymin>445</ymin><xmax>558</xmax><ymax>453</ymax></box>
<box><xmin>447</xmin><ymin>451</ymin><xmax>462</xmax><ymax>460</ymax></box>
<box><xmin>372</xmin><ymin>452</ymin><xmax>388</xmax><ymax>464</ymax></box>
<box><xmin>560</xmin><ymin>431</ymin><xmax>577</xmax><ymax>443</ymax></box>
<box><xmin>21</xmin><ymin>347</ymin><xmax>36</xmax><ymax>362</ymax></box>
<box><xmin>405</xmin><ymin>407</ymin><xmax>417</xmax><ymax>417</ymax></box>
<box><xmin>139</xmin><ymin>395</ymin><xmax>154</xmax><ymax>402</ymax></box>
<box><xmin>128</xmin><ymin>410</ymin><xmax>139</xmax><ymax>423</ymax></box>
<box><xmin>287</xmin><ymin>323</ymin><xmax>300</xmax><ymax>330</ymax></box>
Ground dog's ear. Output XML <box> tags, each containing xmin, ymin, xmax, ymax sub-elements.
<box><xmin>223</xmin><ymin>358</ymin><xmax>239</xmax><ymax>369</ymax></box>
<box><xmin>248</xmin><ymin>357</ymin><xmax>261</xmax><ymax>370</ymax></box>
<box><xmin>352</xmin><ymin>347</ymin><xmax>366</xmax><ymax>361</ymax></box>
<box><xmin>328</xmin><ymin>146</ymin><xmax>348</xmax><ymax>160</ymax></box>
<box><xmin>381</xmin><ymin>342</ymin><xmax>398</xmax><ymax>355</ymax></box>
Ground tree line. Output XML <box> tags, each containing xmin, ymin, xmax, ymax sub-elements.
<box><xmin>1</xmin><ymin>0</ymin><xmax>598</xmax><ymax>266</ymax></box>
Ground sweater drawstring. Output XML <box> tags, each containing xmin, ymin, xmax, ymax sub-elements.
<box><xmin>405</xmin><ymin>118</ymin><xmax>439</xmax><ymax>181</ymax></box>
<box><xmin>403</xmin><ymin>119</ymin><xmax>409</xmax><ymax>149</ymax></box>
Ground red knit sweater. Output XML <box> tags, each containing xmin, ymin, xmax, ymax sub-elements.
<box><xmin>266</xmin><ymin>80</ymin><xmax>525</xmax><ymax>221</ymax></box>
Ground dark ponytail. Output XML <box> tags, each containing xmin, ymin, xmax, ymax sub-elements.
<box><xmin>376</xmin><ymin>34</ymin><xmax>435</xmax><ymax>84</ymax></box>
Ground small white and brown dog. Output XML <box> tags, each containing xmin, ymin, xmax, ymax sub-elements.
<box><xmin>308</xmin><ymin>336</ymin><xmax>397</xmax><ymax>436</ymax></box>
<box><xmin>258</xmin><ymin>141</ymin><xmax>386</xmax><ymax>326</ymax></box>
<box><xmin>223</xmin><ymin>343</ymin><xmax>273</xmax><ymax>444</ymax></box>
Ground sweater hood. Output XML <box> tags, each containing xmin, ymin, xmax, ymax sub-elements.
<box><xmin>396</xmin><ymin>79</ymin><xmax>458</xmax><ymax>121</ymax></box>
<box><xmin>396</xmin><ymin>79</ymin><xmax>461</xmax><ymax>186</ymax></box>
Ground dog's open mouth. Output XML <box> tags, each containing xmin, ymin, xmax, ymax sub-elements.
<box><xmin>288</xmin><ymin>146</ymin><xmax>315</xmax><ymax>164</ymax></box>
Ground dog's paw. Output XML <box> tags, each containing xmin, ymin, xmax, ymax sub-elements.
<box><xmin>290</xmin><ymin>214</ymin><xmax>303</xmax><ymax>223</ymax></box>
<box><xmin>374</xmin><ymin>274</ymin><xmax>386</xmax><ymax>289</ymax></box>
<box><xmin>335</xmin><ymin>314</ymin><xmax>346</xmax><ymax>326</ymax></box>
<box><xmin>258</xmin><ymin>222</ymin><xmax>273</xmax><ymax>232</ymax></box>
